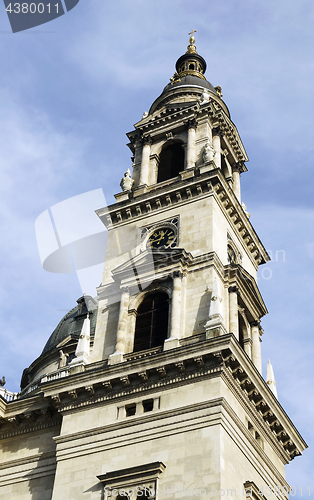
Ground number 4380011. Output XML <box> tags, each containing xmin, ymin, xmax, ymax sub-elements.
<box><xmin>5</xmin><ymin>3</ymin><xmax>60</xmax><ymax>13</ymax></box>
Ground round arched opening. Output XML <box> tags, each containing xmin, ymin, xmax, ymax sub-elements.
<box><xmin>157</xmin><ymin>143</ymin><xmax>184</xmax><ymax>183</ymax></box>
<box><xmin>133</xmin><ymin>293</ymin><xmax>169</xmax><ymax>352</ymax></box>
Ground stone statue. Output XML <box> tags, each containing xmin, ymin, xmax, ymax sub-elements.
<box><xmin>241</xmin><ymin>202</ymin><xmax>251</xmax><ymax>219</ymax></box>
<box><xmin>59</xmin><ymin>350</ymin><xmax>69</xmax><ymax>368</ymax></box>
<box><xmin>120</xmin><ymin>168</ymin><xmax>134</xmax><ymax>192</ymax></box>
<box><xmin>202</xmin><ymin>141</ymin><xmax>216</xmax><ymax>164</ymax></box>
<box><xmin>200</xmin><ymin>89</ymin><xmax>210</xmax><ymax>104</ymax></box>
<box><xmin>0</xmin><ymin>376</ymin><xmax>5</xmax><ymax>387</ymax></box>
<box><xmin>142</xmin><ymin>111</ymin><xmax>148</xmax><ymax>119</ymax></box>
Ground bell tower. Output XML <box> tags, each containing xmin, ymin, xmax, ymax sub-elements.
<box><xmin>0</xmin><ymin>35</ymin><xmax>307</xmax><ymax>500</ymax></box>
<box><xmin>93</xmin><ymin>32</ymin><xmax>270</xmax><ymax>369</ymax></box>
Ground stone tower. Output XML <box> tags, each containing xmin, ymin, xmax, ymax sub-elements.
<box><xmin>0</xmin><ymin>35</ymin><xmax>307</xmax><ymax>500</ymax></box>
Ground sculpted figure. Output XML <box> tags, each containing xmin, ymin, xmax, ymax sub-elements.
<box><xmin>200</xmin><ymin>89</ymin><xmax>210</xmax><ymax>103</ymax></box>
<box><xmin>59</xmin><ymin>350</ymin><xmax>69</xmax><ymax>368</ymax></box>
<box><xmin>203</xmin><ymin>141</ymin><xmax>216</xmax><ymax>164</ymax></box>
<box><xmin>120</xmin><ymin>168</ymin><xmax>134</xmax><ymax>192</ymax></box>
<box><xmin>241</xmin><ymin>202</ymin><xmax>251</xmax><ymax>219</ymax></box>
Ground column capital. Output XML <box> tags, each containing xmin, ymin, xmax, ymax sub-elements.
<box><xmin>243</xmin><ymin>338</ymin><xmax>253</xmax><ymax>346</ymax></box>
<box><xmin>185</xmin><ymin>118</ymin><xmax>198</xmax><ymax>130</ymax></box>
<box><xmin>228</xmin><ymin>285</ymin><xmax>238</xmax><ymax>294</ymax></box>
<box><xmin>172</xmin><ymin>270</ymin><xmax>183</xmax><ymax>280</ymax></box>
<box><xmin>250</xmin><ymin>320</ymin><xmax>260</xmax><ymax>328</ymax></box>
<box><xmin>212</xmin><ymin>126</ymin><xmax>224</xmax><ymax>138</ymax></box>
<box><xmin>232</xmin><ymin>161</ymin><xmax>246</xmax><ymax>173</ymax></box>
<box><xmin>141</xmin><ymin>135</ymin><xmax>153</xmax><ymax>146</ymax></box>
<box><xmin>120</xmin><ymin>286</ymin><xmax>130</xmax><ymax>295</ymax></box>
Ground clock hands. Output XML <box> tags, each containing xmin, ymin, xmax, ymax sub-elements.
<box><xmin>149</xmin><ymin>228</ymin><xmax>176</xmax><ymax>249</ymax></box>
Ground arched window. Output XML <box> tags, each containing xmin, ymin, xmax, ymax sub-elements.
<box><xmin>133</xmin><ymin>293</ymin><xmax>169</xmax><ymax>352</ymax></box>
<box><xmin>157</xmin><ymin>143</ymin><xmax>184</xmax><ymax>183</ymax></box>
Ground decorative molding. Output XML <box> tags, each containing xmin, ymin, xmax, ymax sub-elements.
<box><xmin>140</xmin><ymin>216</ymin><xmax>180</xmax><ymax>250</ymax></box>
<box><xmin>97</xmin><ymin>461</ymin><xmax>166</xmax><ymax>487</ymax></box>
<box><xmin>141</xmin><ymin>135</ymin><xmax>153</xmax><ymax>146</ymax></box>
<box><xmin>212</xmin><ymin>126</ymin><xmax>224</xmax><ymax>138</ymax></box>
<box><xmin>0</xmin><ymin>414</ymin><xmax>61</xmax><ymax>440</ymax></box>
<box><xmin>96</xmin><ymin>170</ymin><xmax>269</xmax><ymax>269</ymax></box>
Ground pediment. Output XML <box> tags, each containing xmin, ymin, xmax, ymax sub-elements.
<box><xmin>111</xmin><ymin>248</ymin><xmax>193</xmax><ymax>287</ymax></box>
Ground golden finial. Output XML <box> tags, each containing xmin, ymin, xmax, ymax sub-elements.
<box><xmin>186</xmin><ymin>29</ymin><xmax>197</xmax><ymax>54</ymax></box>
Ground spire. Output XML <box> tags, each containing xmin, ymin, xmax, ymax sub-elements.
<box><xmin>266</xmin><ymin>359</ymin><xmax>278</xmax><ymax>399</ymax></box>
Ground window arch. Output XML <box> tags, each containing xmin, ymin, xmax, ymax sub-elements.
<box><xmin>157</xmin><ymin>143</ymin><xmax>184</xmax><ymax>183</ymax></box>
<box><xmin>133</xmin><ymin>293</ymin><xmax>169</xmax><ymax>352</ymax></box>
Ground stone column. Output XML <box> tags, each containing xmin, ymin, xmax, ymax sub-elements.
<box><xmin>186</xmin><ymin>119</ymin><xmax>197</xmax><ymax>170</ymax></box>
<box><xmin>251</xmin><ymin>321</ymin><xmax>262</xmax><ymax>374</ymax></box>
<box><xmin>212</xmin><ymin>127</ymin><xmax>223</xmax><ymax>169</ymax></box>
<box><xmin>109</xmin><ymin>287</ymin><xmax>130</xmax><ymax>365</ymax></box>
<box><xmin>164</xmin><ymin>271</ymin><xmax>182</xmax><ymax>350</ymax></box>
<box><xmin>232</xmin><ymin>162</ymin><xmax>243</xmax><ymax>202</ymax></box>
<box><xmin>228</xmin><ymin>286</ymin><xmax>239</xmax><ymax>340</ymax></box>
<box><xmin>139</xmin><ymin>135</ymin><xmax>152</xmax><ymax>186</ymax></box>
<box><xmin>243</xmin><ymin>338</ymin><xmax>252</xmax><ymax>358</ymax></box>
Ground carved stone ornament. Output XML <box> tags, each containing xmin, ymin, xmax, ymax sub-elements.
<box><xmin>214</xmin><ymin>85</ymin><xmax>223</xmax><ymax>98</ymax></box>
<box><xmin>202</xmin><ymin>141</ymin><xmax>216</xmax><ymax>164</ymax></box>
<box><xmin>200</xmin><ymin>89</ymin><xmax>210</xmax><ymax>103</ymax></box>
<box><xmin>58</xmin><ymin>350</ymin><xmax>68</xmax><ymax>369</ymax></box>
<box><xmin>120</xmin><ymin>168</ymin><xmax>134</xmax><ymax>192</ymax></box>
<box><xmin>241</xmin><ymin>202</ymin><xmax>251</xmax><ymax>219</ymax></box>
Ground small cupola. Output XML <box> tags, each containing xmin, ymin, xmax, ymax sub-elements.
<box><xmin>175</xmin><ymin>31</ymin><xmax>207</xmax><ymax>81</ymax></box>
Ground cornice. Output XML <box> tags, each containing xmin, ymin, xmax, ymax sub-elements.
<box><xmin>54</xmin><ymin>398</ymin><xmax>224</xmax><ymax>446</ymax></box>
<box><xmin>211</xmin><ymin>175</ymin><xmax>270</xmax><ymax>268</ymax></box>
<box><xmin>225</xmin><ymin>266</ymin><xmax>268</xmax><ymax>319</ymax></box>
<box><xmin>128</xmin><ymin>97</ymin><xmax>247</xmax><ymax>164</ymax></box>
<box><xmin>0</xmin><ymin>413</ymin><xmax>61</xmax><ymax>440</ymax></box>
<box><xmin>147</xmin><ymin>86</ymin><xmax>230</xmax><ymax>120</ymax></box>
<box><xmin>0</xmin><ymin>451</ymin><xmax>56</xmax><ymax>471</ymax></box>
<box><xmin>3</xmin><ymin>336</ymin><xmax>306</xmax><ymax>461</ymax></box>
<box><xmin>220</xmin><ymin>398</ymin><xmax>290</xmax><ymax>488</ymax></box>
<box><xmin>220</xmin><ymin>346</ymin><xmax>307</xmax><ymax>460</ymax></box>
<box><xmin>220</xmin><ymin>369</ymin><xmax>290</xmax><ymax>464</ymax></box>
<box><xmin>97</xmin><ymin>170</ymin><xmax>269</xmax><ymax>270</ymax></box>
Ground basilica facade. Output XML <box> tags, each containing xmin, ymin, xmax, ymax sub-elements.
<box><xmin>0</xmin><ymin>35</ymin><xmax>307</xmax><ymax>500</ymax></box>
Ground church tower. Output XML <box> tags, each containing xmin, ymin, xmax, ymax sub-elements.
<box><xmin>0</xmin><ymin>34</ymin><xmax>307</xmax><ymax>500</ymax></box>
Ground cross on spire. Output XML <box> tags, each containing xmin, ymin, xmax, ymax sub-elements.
<box><xmin>188</xmin><ymin>29</ymin><xmax>197</xmax><ymax>36</ymax></box>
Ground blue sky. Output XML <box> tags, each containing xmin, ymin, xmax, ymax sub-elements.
<box><xmin>0</xmin><ymin>0</ymin><xmax>313</xmax><ymax>492</ymax></box>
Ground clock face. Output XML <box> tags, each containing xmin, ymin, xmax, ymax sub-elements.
<box><xmin>149</xmin><ymin>227</ymin><xmax>176</xmax><ymax>249</ymax></box>
<box><xmin>227</xmin><ymin>246</ymin><xmax>236</xmax><ymax>265</ymax></box>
